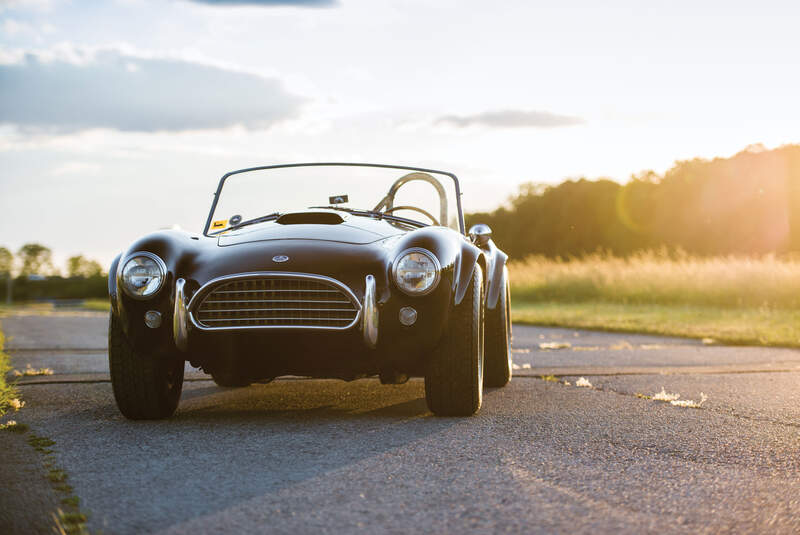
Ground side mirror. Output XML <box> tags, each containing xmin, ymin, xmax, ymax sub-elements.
<box><xmin>468</xmin><ymin>223</ymin><xmax>492</xmax><ymax>247</ymax></box>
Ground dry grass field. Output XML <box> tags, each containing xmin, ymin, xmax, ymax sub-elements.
<box><xmin>509</xmin><ymin>251</ymin><xmax>800</xmax><ymax>346</ymax></box>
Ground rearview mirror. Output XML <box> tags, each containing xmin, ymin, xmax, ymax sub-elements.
<box><xmin>468</xmin><ymin>223</ymin><xmax>492</xmax><ymax>247</ymax></box>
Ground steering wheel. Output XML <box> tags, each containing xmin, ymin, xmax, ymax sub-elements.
<box><xmin>382</xmin><ymin>205</ymin><xmax>440</xmax><ymax>226</ymax></box>
<box><xmin>374</xmin><ymin>172</ymin><xmax>448</xmax><ymax>227</ymax></box>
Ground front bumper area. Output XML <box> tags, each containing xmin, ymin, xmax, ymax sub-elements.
<box><xmin>117</xmin><ymin>267</ymin><xmax>450</xmax><ymax>378</ymax></box>
<box><xmin>174</xmin><ymin>272</ymin><xmax>379</xmax><ymax>353</ymax></box>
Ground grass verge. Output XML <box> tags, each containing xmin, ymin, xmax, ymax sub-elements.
<box><xmin>80</xmin><ymin>299</ymin><xmax>109</xmax><ymax>312</ymax></box>
<box><xmin>511</xmin><ymin>301</ymin><xmax>800</xmax><ymax>347</ymax></box>
<box><xmin>1</xmin><ymin>431</ymin><xmax>93</xmax><ymax>534</ymax></box>
<box><xmin>0</xmin><ymin>300</ymin><xmax>109</xmax><ymax>317</ymax></box>
<box><xmin>0</xmin><ymin>326</ymin><xmax>21</xmax><ymax>424</ymax></box>
<box><xmin>0</xmin><ymin>302</ymin><xmax>56</xmax><ymax>317</ymax></box>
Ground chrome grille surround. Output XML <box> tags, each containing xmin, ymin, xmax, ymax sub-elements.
<box><xmin>188</xmin><ymin>272</ymin><xmax>362</xmax><ymax>331</ymax></box>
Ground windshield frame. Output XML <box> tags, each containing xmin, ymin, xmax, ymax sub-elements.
<box><xmin>202</xmin><ymin>162</ymin><xmax>465</xmax><ymax>237</ymax></box>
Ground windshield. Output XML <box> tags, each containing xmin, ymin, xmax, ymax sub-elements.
<box><xmin>204</xmin><ymin>163</ymin><xmax>464</xmax><ymax>235</ymax></box>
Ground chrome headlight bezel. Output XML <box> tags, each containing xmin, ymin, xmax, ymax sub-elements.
<box><xmin>119</xmin><ymin>251</ymin><xmax>167</xmax><ymax>300</ymax></box>
<box><xmin>391</xmin><ymin>247</ymin><xmax>441</xmax><ymax>296</ymax></box>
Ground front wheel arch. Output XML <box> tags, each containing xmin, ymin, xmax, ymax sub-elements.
<box><xmin>452</xmin><ymin>241</ymin><xmax>483</xmax><ymax>306</ymax></box>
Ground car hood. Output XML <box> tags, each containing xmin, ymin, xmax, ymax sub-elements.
<box><xmin>217</xmin><ymin>215</ymin><xmax>408</xmax><ymax>246</ymax></box>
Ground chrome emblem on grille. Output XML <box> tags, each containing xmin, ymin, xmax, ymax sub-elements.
<box><xmin>272</xmin><ymin>255</ymin><xmax>289</xmax><ymax>263</ymax></box>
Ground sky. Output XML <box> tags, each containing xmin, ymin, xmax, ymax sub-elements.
<box><xmin>1</xmin><ymin>0</ymin><xmax>800</xmax><ymax>269</ymax></box>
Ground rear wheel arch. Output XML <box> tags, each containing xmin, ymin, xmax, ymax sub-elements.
<box><xmin>484</xmin><ymin>268</ymin><xmax>512</xmax><ymax>387</ymax></box>
<box><xmin>485</xmin><ymin>248</ymin><xmax>508</xmax><ymax>310</ymax></box>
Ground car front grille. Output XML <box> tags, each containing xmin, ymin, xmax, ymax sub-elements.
<box><xmin>193</xmin><ymin>275</ymin><xmax>360</xmax><ymax>329</ymax></box>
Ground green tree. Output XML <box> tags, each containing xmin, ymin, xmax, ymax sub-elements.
<box><xmin>466</xmin><ymin>143</ymin><xmax>800</xmax><ymax>258</ymax></box>
<box><xmin>17</xmin><ymin>243</ymin><xmax>54</xmax><ymax>276</ymax></box>
<box><xmin>0</xmin><ymin>247</ymin><xmax>12</xmax><ymax>276</ymax></box>
<box><xmin>67</xmin><ymin>255</ymin><xmax>103</xmax><ymax>278</ymax></box>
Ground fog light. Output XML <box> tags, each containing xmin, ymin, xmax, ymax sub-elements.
<box><xmin>398</xmin><ymin>306</ymin><xmax>417</xmax><ymax>326</ymax></box>
<box><xmin>144</xmin><ymin>310</ymin><xmax>162</xmax><ymax>328</ymax></box>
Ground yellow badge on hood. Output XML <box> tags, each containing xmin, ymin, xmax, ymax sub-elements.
<box><xmin>211</xmin><ymin>219</ymin><xmax>227</xmax><ymax>230</ymax></box>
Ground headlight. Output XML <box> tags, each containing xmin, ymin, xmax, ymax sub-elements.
<box><xmin>120</xmin><ymin>253</ymin><xmax>166</xmax><ymax>299</ymax></box>
<box><xmin>392</xmin><ymin>248</ymin><xmax>441</xmax><ymax>296</ymax></box>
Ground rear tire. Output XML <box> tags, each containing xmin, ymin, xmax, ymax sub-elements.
<box><xmin>484</xmin><ymin>267</ymin><xmax>512</xmax><ymax>387</ymax></box>
<box><xmin>425</xmin><ymin>264</ymin><xmax>484</xmax><ymax>416</ymax></box>
<box><xmin>109</xmin><ymin>313</ymin><xmax>184</xmax><ymax>420</ymax></box>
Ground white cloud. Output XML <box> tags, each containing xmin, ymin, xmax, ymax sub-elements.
<box><xmin>0</xmin><ymin>46</ymin><xmax>306</xmax><ymax>132</ymax></box>
<box><xmin>435</xmin><ymin>109</ymin><xmax>585</xmax><ymax>129</ymax></box>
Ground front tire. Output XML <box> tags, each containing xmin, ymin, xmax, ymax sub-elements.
<box><xmin>425</xmin><ymin>264</ymin><xmax>485</xmax><ymax>416</ymax></box>
<box><xmin>109</xmin><ymin>313</ymin><xmax>184</xmax><ymax>420</ymax></box>
<box><xmin>484</xmin><ymin>266</ymin><xmax>512</xmax><ymax>387</ymax></box>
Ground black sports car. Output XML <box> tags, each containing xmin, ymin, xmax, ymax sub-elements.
<box><xmin>108</xmin><ymin>163</ymin><xmax>511</xmax><ymax>419</ymax></box>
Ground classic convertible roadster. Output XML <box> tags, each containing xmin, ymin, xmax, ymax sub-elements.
<box><xmin>108</xmin><ymin>163</ymin><xmax>511</xmax><ymax>419</ymax></box>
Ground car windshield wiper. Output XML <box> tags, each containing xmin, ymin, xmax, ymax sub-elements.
<box><xmin>213</xmin><ymin>212</ymin><xmax>280</xmax><ymax>234</ymax></box>
<box><xmin>308</xmin><ymin>206</ymin><xmax>427</xmax><ymax>227</ymax></box>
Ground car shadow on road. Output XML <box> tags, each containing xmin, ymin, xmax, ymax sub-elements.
<box><xmin>77</xmin><ymin>379</ymin><xmax>467</xmax><ymax>532</ymax></box>
<box><xmin>173</xmin><ymin>379</ymin><xmax>433</xmax><ymax>421</ymax></box>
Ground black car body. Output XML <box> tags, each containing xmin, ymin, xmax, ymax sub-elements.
<box><xmin>108</xmin><ymin>163</ymin><xmax>512</xmax><ymax>418</ymax></box>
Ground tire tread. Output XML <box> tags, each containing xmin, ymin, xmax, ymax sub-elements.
<box><xmin>108</xmin><ymin>314</ymin><xmax>183</xmax><ymax>420</ymax></box>
<box><xmin>425</xmin><ymin>265</ymin><xmax>484</xmax><ymax>416</ymax></box>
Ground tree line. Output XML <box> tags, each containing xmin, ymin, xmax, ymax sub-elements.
<box><xmin>0</xmin><ymin>244</ymin><xmax>106</xmax><ymax>302</ymax></box>
<box><xmin>466</xmin><ymin>144</ymin><xmax>800</xmax><ymax>259</ymax></box>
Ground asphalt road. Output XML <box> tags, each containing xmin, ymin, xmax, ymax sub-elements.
<box><xmin>2</xmin><ymin>311</ymin><xmax>800</xmax><ymax>534</ymax></box>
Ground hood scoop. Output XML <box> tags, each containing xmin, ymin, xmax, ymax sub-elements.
<box><xmin>276</xmin><ymin>212</ymin><xmax>344</xmax><ymax>225</ymax></box>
